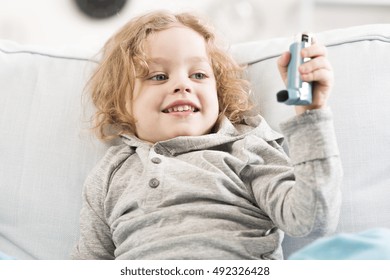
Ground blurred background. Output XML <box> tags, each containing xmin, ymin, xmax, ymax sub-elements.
<box><xmin>0</xmin><ymin>0</ymin><xmax>389</xmax><ymax>48</ymax></box>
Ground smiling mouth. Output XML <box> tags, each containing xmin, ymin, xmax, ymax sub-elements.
<box><xmin>162</xmin><ymin>105</ymin><xmax>200</xmax><ymax>113</ymax></box>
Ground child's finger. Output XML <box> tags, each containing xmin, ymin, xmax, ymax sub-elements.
<box><xmin>277</xmin><ymin>51</ymin><xmax>290</xmax><ymax>82</ymax></box>
<box><xmin>301</xmin><ymin>68</ymin><xmax>334</xmax><ymax>85</ymax></box>
<box><xmin>301</xmin><ymin>43</ymin><xmax>328</xmax><ymax>59</ymax></box>
<box><xmin>278</xmin><ymin>51</ymin><xmax>290</xmax><ymax>66</ymax></box>
<box><xmin>299</xmin><ymin>56</ymin><xmax>332</xmax><ymax>75</ymax></box>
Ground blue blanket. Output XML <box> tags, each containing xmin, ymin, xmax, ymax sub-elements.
<box><xmin>0</xmin><ymin>251</ymin><xmax>13</xmax><ymax>260</ymax></box>
<box><xmin>289</xmin><ymin>228</ymin><xmax>390</xmax><ymax>260</ymax></box>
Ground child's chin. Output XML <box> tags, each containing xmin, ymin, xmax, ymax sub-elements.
<box><xmin>168</xmin><ymin>129</ymin><xmax>204</xmax><ymax>139</ymax></box>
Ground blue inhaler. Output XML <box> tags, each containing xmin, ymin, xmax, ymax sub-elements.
<box><xmin>277</xmin><ymin>33</ymin><xmax>313</xmax><ymax>105</ymax></box>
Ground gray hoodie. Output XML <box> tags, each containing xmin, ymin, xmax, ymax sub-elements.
<box><xmin>72</xmin><ymin>108</ymin><xmax>342</xmax><ymax>259</ymax></box>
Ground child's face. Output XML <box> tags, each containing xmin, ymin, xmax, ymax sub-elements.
<box><xmin>130</xmin><ymin>25</ymin><xmax>219</xmax><ymax>143</ymax></box>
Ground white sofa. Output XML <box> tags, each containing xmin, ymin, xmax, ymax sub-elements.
<box><xmin>1</xmin><ymin>24</ymin><xmax>389</xmax><ymax>259</ymax></box>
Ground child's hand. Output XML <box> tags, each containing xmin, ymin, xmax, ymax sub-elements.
<box><xmin>277</xmin><ymin>41</ymin><xmax>334</xmax><ymax>115</ymax></box>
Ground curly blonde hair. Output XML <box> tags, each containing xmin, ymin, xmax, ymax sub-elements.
<box><xmin>89</xmin><ymin>10</ymin><xmax>253</xmax><ymax>141</ymax></box>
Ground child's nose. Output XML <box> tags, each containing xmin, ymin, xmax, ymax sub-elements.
<box><xmin>173</xmin><ymin>86</ymin><xmax>191</xmax><ymax>94</ymax></box>
<box><xmin>173</xmin><ymin>79</ymin><xmax>192</xmax><ymax>94</ymax></box>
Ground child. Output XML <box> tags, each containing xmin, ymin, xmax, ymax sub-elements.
<box><xmin>72</xmin><ymin>10</ymin><xmax>342</xmax><ymax>260</ymax></box>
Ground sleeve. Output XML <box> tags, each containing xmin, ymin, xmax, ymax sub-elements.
<box><xmin>243</xmin><ymin>108</ymin><xmax>342</xmax><ymax>237</ymax></box>
<box><xmin>71</xmin><ymin>144</ymin><xmax>131</xmax><ymax>259</ymax></box>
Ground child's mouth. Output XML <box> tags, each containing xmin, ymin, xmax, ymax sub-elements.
<box><xmin>162</xmin><ymin>105</ymin><xmax>199</xmax><ymax>113</ymax></box>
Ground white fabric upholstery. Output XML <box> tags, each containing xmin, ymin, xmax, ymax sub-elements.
<box><xmin>1</xmin><ymin>24</ymin><xmax>389</xmax><ymax>259</ymax></box>
<box><xmin>0</xmin><ymin>41</ymin><xmax>109</xmax><ymax>259</ymax></box>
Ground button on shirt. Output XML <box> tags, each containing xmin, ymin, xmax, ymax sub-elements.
<box><xmin>149</xmin><ymin>178</ymin><xmax>160</xmax><ymax>188</ymax></box>
<box><xmin>72</xmin><ymin>110</ymin><xmax>342</xmax><ymax>260</ymax></box>
<box><xmin>151</xmin><ymin>157</ymin><xmax>161</xmax><ymax>164</ymax></box>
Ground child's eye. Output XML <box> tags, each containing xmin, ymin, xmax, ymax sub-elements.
<box><xmin>149</xmin><ymin>74</ymin><xmax>168</xmax><ymax>81</ymax></box>
<box><xmin>190</xmin><ymin>73</ymin><xmax>207</xmax><ymax>80</ymax></box>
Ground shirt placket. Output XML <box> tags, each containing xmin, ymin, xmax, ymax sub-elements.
<box><xmin>142</xmin><ymin>147</ymin><xmax>165</xmax><ymax>207</ymax></box>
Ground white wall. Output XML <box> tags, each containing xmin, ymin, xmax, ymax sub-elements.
<box><xmin>0</xmin><ymin>0</ymin><xmax>389</xmax><ymax>48</ymax></box>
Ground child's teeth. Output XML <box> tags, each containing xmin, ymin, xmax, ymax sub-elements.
<box><xmin>166</xmin><ymin>105</ymin><xmax>197</xmax><ymax>113</ymax></box>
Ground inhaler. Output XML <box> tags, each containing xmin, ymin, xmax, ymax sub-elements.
<box><xmin>277</xmin><ymin>33</ymin><xmax>313</xmax><ymax>105</ymax></box>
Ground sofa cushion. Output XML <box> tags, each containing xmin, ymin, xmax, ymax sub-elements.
<box><xmin>0</xmin><ymin>40</ymin><xmax>109</xmax><ymax>259</ymax></box>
